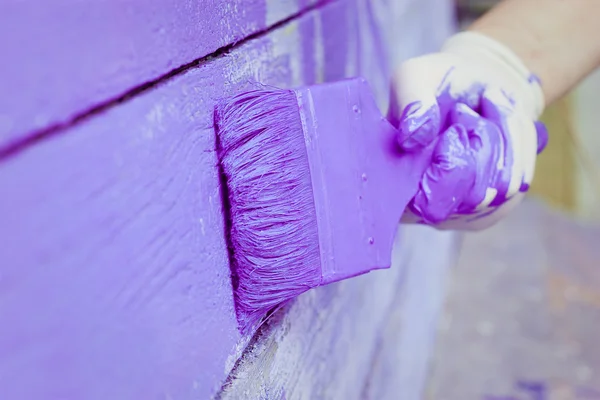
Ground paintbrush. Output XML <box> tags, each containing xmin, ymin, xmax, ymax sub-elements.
<box><xmin>214</xmin><ymin>77</ymin><xmax>430</xmax><ymax>334</ymax></box>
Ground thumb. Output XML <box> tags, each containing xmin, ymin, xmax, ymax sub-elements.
<box><xmin>389</xmin><ymin>58</ymin><xmax>444</xmax><ymax>152</ymax></box>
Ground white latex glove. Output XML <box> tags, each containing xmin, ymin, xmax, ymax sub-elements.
<box><xmin>389</xmin><ymin>31</ymin><xmax>549</xmax><ymax>231</ymax></box>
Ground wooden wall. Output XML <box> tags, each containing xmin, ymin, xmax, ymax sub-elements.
<box><xmin>0</xmin><ymin>1</ymin><xmax>457</xmax><ymax>398</ymax></box>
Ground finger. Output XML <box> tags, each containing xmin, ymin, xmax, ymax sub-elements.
<box><xmin>396</xmin><ymin>100</ymin><xmax>441</xmax><ymax>153</ymax></box>
<box><xmin>478</xmin><ymin>87</ymin><xmax>520</xmax><ymax>204</ymax></box>
<box><xmin>409</xmin><ymin>124</ymin><xmax>476</xmax><ymax>224</ymax></box>
<box><xmin>448</xmin><ymin>103</ymin><xmax>498</xmax><ymax>212</ymax></box>
<box><xmin>480</xmin><ymin>87</ymin><xmax>538</xmax><ymax>206</ymax></box>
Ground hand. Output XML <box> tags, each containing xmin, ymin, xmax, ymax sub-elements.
<box><xmin>389</xmin><ymin>31</ymin><xmax>549</xmax><ymax>230</ymax></box>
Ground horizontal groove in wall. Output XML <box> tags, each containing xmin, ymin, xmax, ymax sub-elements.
<box><xmin>0</xmin><ymin>0</ymin><xmax>333</xmax><ymax>162</ymax></box>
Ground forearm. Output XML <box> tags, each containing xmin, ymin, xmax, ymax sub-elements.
<box><xmin>469</xmin><ymin>0</ymin><xmax>600</xmax><ymax>105</ymax></box>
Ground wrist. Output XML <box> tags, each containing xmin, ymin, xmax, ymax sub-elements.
<box><xmin>441</xmin><ymin>31</ymin><xmax>545</xmax><ymax>119</ymax></box>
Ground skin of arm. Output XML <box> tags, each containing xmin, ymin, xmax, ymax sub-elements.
<box><xmin>469</xmin><ymin>0</ymin><xmax>600</xmax><ymax>105</ymax></box>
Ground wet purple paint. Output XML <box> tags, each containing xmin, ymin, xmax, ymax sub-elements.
<box><xmin>408</xmin><ymin>123</ymin><xmax>477</xmax><ymax>223</ymax></box>
<box><xmin>392</xmin><ymin>67</ymin><xmax>548</xmax><ymax>225</ymax></box>
<box><xmin>481</xmin><ymin>95</ymin><xmax>514</xmax><ymax>208</ymax></box>
<box><xmin>394</xmin><ymin>100</ymin><xmax>442</xmax><ymax>152</ymax></box>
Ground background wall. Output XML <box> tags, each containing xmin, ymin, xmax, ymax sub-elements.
<box><xmin>572</xmin><ymin>69</ymin><xmax>600</xmax><ymax>220</ymax></box>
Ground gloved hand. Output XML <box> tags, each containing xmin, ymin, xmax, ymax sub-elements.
<box><xmin>389</xmin><ymin>31</ymin><xmax>549</xmax><ymax>230</ymax></box>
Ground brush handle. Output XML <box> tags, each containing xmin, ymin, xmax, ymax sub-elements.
<box><xmin>294</xmin><ymin>78</ymin><xmax>431</xmax><ymax>285</ymax></box>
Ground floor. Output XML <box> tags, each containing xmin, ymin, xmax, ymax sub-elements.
<box><xmin>426</xmin><ymin>199</ymin><xmax>600</xmax><ymax>399</ymax></box>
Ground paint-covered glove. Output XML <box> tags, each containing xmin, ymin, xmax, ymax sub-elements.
<box><xmin>389</xmin><ymin>31</ymin><xmax>549</xmax><ymax>230</ymax></box>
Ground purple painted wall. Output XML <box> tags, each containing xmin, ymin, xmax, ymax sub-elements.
<box><xmin>0</xmin><ymin>2</ymin><xmax>347</xmax><ymax>398</ymax></box>
<box><xmin>0</xmin><ymin>0</ymin><xmax>321</xmax><ymax>150</ymax></box>
<box><xmin>0</xmin><ymin>0</ymin><xmax>455</xmax><ymax>398</ymax></box>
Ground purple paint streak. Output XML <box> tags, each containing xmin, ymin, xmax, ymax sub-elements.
<box><xmin>365</xmin><ymin>0</ymin><xmax>390</xmax><ymax>84</ymax></box>
<box><xmin>299</xmin><ymin>0</ymin><xmax>317</xmax><ymax>84</ymax></box>
<box><xmin>320</xmin><ymin>3</ymin><xmax>350</xmax><ymax>81</ymax></box>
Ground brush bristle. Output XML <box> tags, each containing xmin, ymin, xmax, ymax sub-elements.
<box><xmin>214</xmin><ymin>88</ymin><xmax>321</xmax><ymax>334</ymax></box>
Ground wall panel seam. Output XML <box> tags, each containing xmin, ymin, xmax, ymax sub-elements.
<box><xmin>0</xmin><ymin>0</ymin><xmax>334</xmax><ymax>162</ymax></box>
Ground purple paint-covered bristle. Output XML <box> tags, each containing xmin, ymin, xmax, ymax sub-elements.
<box><xmin>214</xmin><ymin>88</ymin><xmax>321</xmax><ymax>334</ymax></box>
